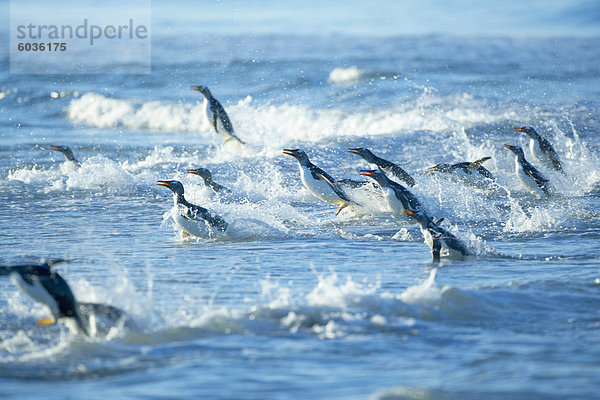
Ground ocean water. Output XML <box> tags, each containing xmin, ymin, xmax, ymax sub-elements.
<box><xmin>1</xmin><ymin>1</ymin><xmax>600</xmax><ymax>399</ymax></box>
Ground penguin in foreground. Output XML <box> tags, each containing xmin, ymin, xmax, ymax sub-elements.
<box><xmin>403</xmin><ymin>209</ymin><xmax>471</xmax><ymax>262</ymax></box>
<box><xmin>191</xmin><ymin>86</ymin><xmax>245</xmax><ymax>145</ymax></box>
<box><xmin>515</xmin><ymin>127</ymin><xmax>563</xmax><ymax>173</ymax></box>
<box><xmin>1</xmin><ymin>260</ymin><xmax>127</xmax><ymax>335</ymax></box>
<box><xmin>283</xmin><ymin>149</ymin><xmax>357</xmax><ymax>215</ymax></box>
<box><xmin>157</xmin><ymin>180</ymin><xmax>228</xmax><ymax>237</ymax></box>
<box><xmin>504</xmin><ymin>144</ymin><xmax>552</xmax><ymax>198</ymax></box>
<box><xmin>187</xmin><ymin>168</ymin><xmax>231</xmax><ymax>194</ymax></box>
<box><xmin>348</xmin><ymin>147</ymin><xmax>416</xmax><ymax>187</ymax></box>
<box><xmin>49</xmin><ymin>145</ymin><xmax>80</xmax><ymax>166</ymax></box>
<box><xmin>427</xmin><ymin>157</ymin><xmax>495</xmax><ymax>189</ymax></box>
<box><xmin>359</xmin><ymin>169</ymin><xmax>423</xmax><ymax>216</ymax></box>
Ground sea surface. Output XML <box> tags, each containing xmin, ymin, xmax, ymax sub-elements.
<box><xmin>1</xmin><ymin>1</ymin><xmax>600</xmax><ymax>399</ymax></box>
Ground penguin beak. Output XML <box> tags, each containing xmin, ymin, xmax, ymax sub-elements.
<box><xmin>504</xmin><ymin>144</ymin><xmax>515</xmax><ymax>150</ymax></box>
<box><xmin>359</xmin><ymin>170</ymin><xmax>375</xmax><ymax>176</ymax></box>
<box><xmin>514</xmin><ymin>127</ymin><xmax>525</xmax><ymax>132</ymax></box>
<box><xmin>403</xmin><ymin>210</ymin><xmax>415</xmax><ymax>216</ymax></box>
<box><xmin>48</xmin><ymin>146</ymin><xmax>61</xmax><ymax>151</ymax></box>
<box><xmin>190</xmin><ymin>86</ymin><xmax>201</xmax><ymax>91</ymax></box>
<box><xmin>425</xmin><ymin>166</ymin><xmax>437</xmax><ymax>175</ymax></box>
<box><xmin>282</xmin><ymin>149</ymin><xmax>297</xmax><ymax>156</ymax></box>
<box><xmin>187</xmin><ymin>170</ymin><xmax>198</xmax><ymax>175</ymax></box>
<box><xmin>347</xmin><ymin>148</ymin><xmax>361</xmax><ymax>154</ymax></box>
<box><xmin>156</xmin><ymin>180</ymin><xmax>171</xmax><ymax>187</ymax></box>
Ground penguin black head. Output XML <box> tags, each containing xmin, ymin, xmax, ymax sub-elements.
<box><xmin>359</xmin><ymin>169</ymin><xmax>390</xmax><ymax>186</ymax></box>
<box><xmin>4</xmin><ymin>262</ymin><xmax>88</xmax><ymax>335</ymax></box>
<box><xmin>515</xmin><ymin>127</ymin><xmax>539</xmax><ymax>139</ymax></box>
<box><xmin>157</xmin><ymin>180</ymin><xmax>185</xmax><ymax>196</ymax></box>
<box><xmin>348</xmin><ymin>147</ymin><xmax>375</xmax><ymax>162</ymax></box>
<box><xmin>49</xmin><ymin>145</ymin><xmax>77</xmax><ymax>162</ymax></box>
<box><xmin>504</xmin><ymin>144</ymin><xmax>525</xmax><ymax>159</ymax></box>
<box><xmin>426</xmin><ymin>163</ymin><xmax>453</xmax><ymax>174</ymax></box>
<box><xmin>191</xmin><ymin>85</ymin><xmax>211</xmax><ymax>98</ymax></box>
<box><xmin>283</xmin><ymin>149</ymin><xmax>309</xmax><ymax>164</ymax></box>
<box><xmin>403</xmin><ymin>209</ymin><xmax>432</xmax><ymax>229</ymax></box>
<box><xmin>187</xmin><ymin>168</ymin><xmax>212</xmax><ymax>182</ymax></box>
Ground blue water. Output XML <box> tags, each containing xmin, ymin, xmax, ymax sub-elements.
<box><xmin>1</xmin><ymin>1</ymin><xmax>600</xmax><ymax>399</ymax></box>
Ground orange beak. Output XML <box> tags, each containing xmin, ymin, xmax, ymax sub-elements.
<box><xmin>347</xmin><ymin>148</ymin><xmax>360</xmax><ymax>154</ymax></box>
<box><xmin>359</xmin><ymin>170</ymin><xmax>375</xmax><ymax>176</ymax></box>
<box><xmin>283</xmin><ymin>149</ymin><xmax>297</xmax><ymax>156</ymax></box>
<box><xmin>403</xmin><ymin>210</ymin><xmax>415</xmax><ymax>216</ymax></box>
<box><xmin>156</xmin><ymin>181</ymin><xmax>171</xmax><ymax>187</ymax></box>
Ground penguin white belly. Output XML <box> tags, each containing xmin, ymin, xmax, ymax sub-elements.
<box><xmin>515</xmin><ymin>160</ymin><xmax>546</xmax><ymax>199</ymax></box>
<box><xmin>171</xmin><ymin>208</ymin><xmax>225</xmax><ymax>238</ymax></box>
<box><xmin>380</xmin><ymin>187</ymin><xmax>407</xmax><ymax>217</ymax></box>
<box><xmin>299</xmin><ymin>166</ymin><xmax>344</xmax><ymax>204</ymax></box>
<box><xmin>529</xmin><ymin>139</ymin><xmax>543</xmax><ymax>164</ymax></box>
<box><xmin>10</xmin><ymin>272</ymin><xmax>59</xmax><ymax>317</ymax></box>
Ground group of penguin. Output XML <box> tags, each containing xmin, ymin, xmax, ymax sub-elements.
<box><xmin>2</xmin><ymin>86</ymin><xmax>566</xmax><ymax>337</ymax></box>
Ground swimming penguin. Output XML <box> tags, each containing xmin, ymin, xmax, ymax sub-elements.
<box><xmin>187</xmin><ymin>168</ymin><xmax>231</xmax><ymax>194</ymax></box>
<box><xmin>427</xmin><ymin>157</ymin><xmax>495</xmax><ymax>189</ymax></box>
<box><xmin>1</xmin><ymin>260</ymin><xmax>127</xmax><ymax>335</ymax></box>
<box><xmin>49</xmin><ymin>145</ymin><xmax>80</xmax><ymax>166</ymax></box>
<box><xmin>348</xmin><ymin>147</ymin><xmax>416</xmax><ymax>187</ymax></box>
<box><xmin>504</xmin><ymin>144</ymin><xmax>552</xmax><ymax>198</ymax></box>
<box><xmin>515</xmin><ymin>127</ymin><xmax>563</xmax><ymax>173</ymax></box>
<box><xmin>359</xmin><ymin>169</ymin><xmax>423</xmax><ymax>216</ymax></box>
<box><xmin>157</xmin><ymin>180</ymin><xmax>228</xmax><ymax>237</ymax></box>
<box><xmin>191</xmin><ymin>86</ymin><xmax>245</xmax><ymax>145</ymax></box>
<box><xmin>403</xmin><ymin>209</ymin><xmax>471</xmax><ymax>262</ymax></box>
<box><xmin>283</xmin><ymin>149</ymin><xmax>357</xmax><ymax>215</ymax></box>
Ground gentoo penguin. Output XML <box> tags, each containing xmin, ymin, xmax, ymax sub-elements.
<box><xmin>427</xmin><ymin>157</ymin><xmax>495</xmax><ymax>189</ymax></box>
<box><xmin>1</xmin><ymin>260</ymin><xmax>127</xmax><ymax>335</ymax></box>
<box><xmin>283</xmin><ymin>149</ymin><xmax>356</xmax><ymax>215</ymax></box>
<box><xmin>504</xmin><ymin>144</ymin><xmax>552</xmax><ymax>198</ymax></box>
<box><xmin>348</xmin><ymin>147</ymin><xmax>416</xmax><ymax>187</ymax></box>
<box><xmin>157</xmin><ymin>180</ymin><xmax>228</xmax><ymax>236</ymax></box>
<box><xmin>515</xmin><ymin>127</ymin><xmax>563</xmax><ymax>173</ymax></box>
<box><xmin>49</xmin><ymin>145</ymin><xmax>80</xmax><ymax>165</ymax></box>
<box><xmin>359</xmin><ymin>169</ymin><xmax>423</xmax><ymax>216</ymax></box>
<box><xmin>191</xmin><ymin>86</ymin><xmax>245</xmax><ymax>145</ymax></box>
<box><xmin>403</xmin><ymin>209</ymin><xmax>471</xmax><ymax>262</ymax></box>
<box><xmin>187</xmin><ymin>168</ymin><xmax>231</xmax><ymax>194</ymax></box>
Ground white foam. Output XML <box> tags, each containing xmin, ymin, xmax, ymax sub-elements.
<box><xmin>328</xmin><ymin>66</ymin><xmax>368</xmax><ymax>83</ymax></box>
<box><xmin>67</xmin><ymin>92</ymin><xmax>518</xmax><ymax>149</ymax></box>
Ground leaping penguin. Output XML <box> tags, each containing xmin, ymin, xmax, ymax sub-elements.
<box><xmin>504</xmin><ymin>144</ymin><xmax>552</xmax><ymax>198</ymax></box>
<box><xmin>191</xmin><ymin>86</ymin><xmax>245</xmax><ymax>145</ymax></box>
<box><xmin>283</xmin><ymin>149</ymin><xmax>357</xmax><ymax>215</ymax></box>
<box><xmin>49</xmin><ymin>145</ymin><xmax>80</xmax><ymax>166</ymax></box>
<box><xmin>187</xmin><ymin>168</ymin><xmax>231</xmax><ymax>194</ymax></box>
<box><xmin>427</xmin><ymin>157</ymin><xmax>495</xmax><ymax>189</ymax></box>
<box><xmin>515</xmin><ymin>127</ymin><xmax>563</xmax><ymax>173</ymax></box>
<box><xmin>359</xmin><ymin>169</ymin><xmax>423</xmax><ymax>216</ymax></box>
<box><xmin>348</xmin><ymin>147</ymin><xmax>415</xmax><ymax>187</ymax></box>
<box><xmin>157</xmin><ymin>180</ymin><xmax>228</xmax><ymax>237</ymax></box>
<box><xmin>403</xmin><ymin>209</ymin><xmax>471</xmax><ymax>262</ymax></box>
<box><xmin>1</xmin><ymin>260</ymin><xmax>127</xmax><ymax>335</ymax></box>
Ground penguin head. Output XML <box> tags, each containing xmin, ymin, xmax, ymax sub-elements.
<box><xmin>283</xmin><ymin>149</ymin><xmax>309</xmax><ymax>164</ymax></box>
<box><xmin>426</xmin><ymin>163</ymin><xmax>453</xmax><ymax>174</ymax></box>
<box><xmin>504</xmin><ymin>144</ymin><xmax>525</xmax><ymax>158</ymax></box>
<box><xmin>515</xmin><ymin>126</ymin><xmax>538</xmax><ymax>138</ymax></box>
<box><xmin>188</xmin><ymin>168</ymin><xmax>213</xmax><ymax>182</ymax></box>
<box><xmin>359</xmin><ymin>169</ymin><xmax>389</xmax><ymax>186</ymax></box>
<box><xmin>348</xmin><ymin>147</ymin><xmax>375</xmax><ymax>162</ymax></box>
<box><xmin>157</xmin><ymin>180</ymin><xmax>185</xmax><ymax>196</ymax></box>
<box><xmin>49</xmin><ymin>145</ymin><xmax>77</xmax><ymax>162</ymax></box>
<box><xmin>403</xmin><ymin>209</ymin><xmax>431</xmax><ymax>229</ymax></box>
<box><xmin>191</xmin><ymin>85</ymin><xmax>211</xmax><ymax>97</ymax></box>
